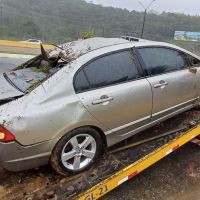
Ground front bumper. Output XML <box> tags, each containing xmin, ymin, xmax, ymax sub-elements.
<box><xmin>0</xmin><ymin>139</ymin><xmax>59</xmax><ymax>171</ymax></box>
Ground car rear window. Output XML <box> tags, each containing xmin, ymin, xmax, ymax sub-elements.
<box><xmin>4</xmin><ymin>55</ymin><xmax>67</xmax><ymax>93</ymax></box>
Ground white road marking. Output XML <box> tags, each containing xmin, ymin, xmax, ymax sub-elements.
<box><xmin>0</xmin><ymin>53</ymin><xmax>34</xmax><ymax>59</ymax></box>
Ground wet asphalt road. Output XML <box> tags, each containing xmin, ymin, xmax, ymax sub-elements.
<box><xmin>0</xmin><ymin>46</ymin><xmax>40</xmax><ymax>55</ymax></box>
<box><xmin>103</xmin><ymin>143</ymin><xmax>200</xmax><ymax>200</ymax></box>
<box><xmin>0</xmin><ymin>54</ymin><xmax>31</xmax><ymax>73</ymax></box>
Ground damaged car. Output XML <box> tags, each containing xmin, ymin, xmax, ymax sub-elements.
<box><xmin>0</xmin><ymin>37</ymin><xmax>200</xmax><ymax>175</ymax></box>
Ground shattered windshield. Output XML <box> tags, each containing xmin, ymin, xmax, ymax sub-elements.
<box><xmin>3</xmin><ymin>54</ymin><xmax>67</xmax><ymax>93</ymax></box>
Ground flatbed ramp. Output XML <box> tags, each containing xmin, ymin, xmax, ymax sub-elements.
<box><xmin>28</xmin><ymin>110</ymin><xmax>200</xmax><ymax>200</ymax></box>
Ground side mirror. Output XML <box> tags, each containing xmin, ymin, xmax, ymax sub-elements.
<box><xmin>189</xmin><ymin>67</ymin><xmax>197</xmax><ymax>74</ymax></box>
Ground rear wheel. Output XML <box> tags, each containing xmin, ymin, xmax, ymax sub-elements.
<box><xmin>50</xmin><ymin>127</ymin><xmax>103</xmax><ymax>175</ymax></box>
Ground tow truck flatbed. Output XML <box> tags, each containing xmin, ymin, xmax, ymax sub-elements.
<box><xmin>2</xmin><ymin>109</ymin><xmax>200</xmax><ymax>200</ymax></box>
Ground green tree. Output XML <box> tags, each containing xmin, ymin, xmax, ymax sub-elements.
<box><xmin>20</xmin><ymin>21</ymin><xmax>41</xmax><ymax>38</ymax></box>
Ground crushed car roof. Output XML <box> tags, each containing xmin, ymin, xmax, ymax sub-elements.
<box><xmin>48</xmin><ymin>37</ymin><xmax>155</xmax><ymax>61</ymax></box>
<box><xmin>49</xmin><ymin>37</ymin><xmax>132</xmax><ymax>59</ymax></box>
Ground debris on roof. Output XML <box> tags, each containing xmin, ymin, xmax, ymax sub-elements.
<box><xmin>49</xmin><ymin>37</ymin><xmax>130</xmax><ymax>61</ymax></box>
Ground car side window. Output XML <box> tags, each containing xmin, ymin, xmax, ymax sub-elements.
<box><xmin>74</xmin><ymin>50</ymin><xmax>140</xmax><ymax>93</ymax></box>
<box><xmin>138</xmin><ymin>47</ymin><xmax>188</xmax><ymax>76</ymax></box>
<box><xmin>74</xmin><ymin>70</ymin><xmax>90</xmax><ymax>93</ymax></box>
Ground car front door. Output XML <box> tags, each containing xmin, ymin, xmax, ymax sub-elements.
<box><xmin>138</xmin><ymin>46</ymin><xmax>198</xmax><ymax>119</ymax></box>
<box><xmin>74</xmin><ymin>50</ymin><xmax>152</xmax><ymax>141</ymax></box>
<box><xmin>186</xmin><ymin>53</ymin><xmax>200</xmax><ymax>97</ymax></box>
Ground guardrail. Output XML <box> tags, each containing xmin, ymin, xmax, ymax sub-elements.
<box><xmin>0</xmin><ymin>39</ymin><xmax>53</xmax><ymax>49</ymax></box>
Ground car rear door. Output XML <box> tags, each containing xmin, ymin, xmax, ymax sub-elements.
<box><xmin>74</xmin><ymin>50</ymin><xmax>152</xmax><ymax>135</ymax></box>
<box><xmin>137</xmin><ymin>46</ymin><xmax>198</xmax><ymax>119</ymax></box>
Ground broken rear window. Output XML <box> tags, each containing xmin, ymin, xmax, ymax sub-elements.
<box><xmin>3</xmin><ymin>54</ymin><xmax>67</xmax><ymax>93</ymax></box>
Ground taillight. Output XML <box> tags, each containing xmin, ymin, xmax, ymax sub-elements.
<box><xmin>0</xmin><ymin>127</ymin><xmax>15</xmax><ymax>142</ymax></box>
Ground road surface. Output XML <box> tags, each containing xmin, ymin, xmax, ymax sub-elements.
<box><xmin>103</xmin><ymin>143</ymin><xmax>200</xmax><ymax>200</ymax></box>
<box><xmin>0</xmin><ymin>53</ymin><xmax>33</xmax><ymax>73</ymax></box>
<box><xmin>0</xmin><ymin>45</ymin><xmax>41</xmax><ymax>55</ymax></box>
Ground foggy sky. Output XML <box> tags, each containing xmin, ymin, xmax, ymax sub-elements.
<box><xmin>85</xmin><ymin>0</ymin><xmax>200</xmax><ymax>15</ymax></box>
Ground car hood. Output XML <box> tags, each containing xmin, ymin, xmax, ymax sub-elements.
<box><xmin>0</xmin><ymin>73</ymin><xmax>24</xmax><ymax>101</ymax></box>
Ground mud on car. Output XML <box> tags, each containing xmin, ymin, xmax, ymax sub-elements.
<box><xmin>0</xmin><ymin>37</ymin><xmax>200</xmax><ymax>175</ymax></box>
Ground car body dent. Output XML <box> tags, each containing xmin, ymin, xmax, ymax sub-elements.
<box><xmin>0</xmin><ymin>63</ymin><xmax>108</xmax><ymax>146</ymax></box>
<box><xmin>49</xmin><ymin>37</ymin><xmax>130</xmax><ymax>60</ymax></box>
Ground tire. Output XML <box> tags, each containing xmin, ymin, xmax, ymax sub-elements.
<box><xmin>50</xmin><ymin>127</ymin><xmax>103</xmax><ymax>176</ymax></box>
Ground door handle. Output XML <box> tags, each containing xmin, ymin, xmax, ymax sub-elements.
<box><xmin>154</xmin><ymin>81</ymin><xmax>169</xmax><ymax>88</ymax></box>
<box><xmin>92</xmin><ymin>96</ymin><xmax>114</xmax><ymax>105</ymax></box>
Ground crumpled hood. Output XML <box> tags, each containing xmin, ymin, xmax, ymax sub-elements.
<box><xmin>0</xmin><ymin>73</ymin><xmax>24</xmax><ymax>101</ymax></box>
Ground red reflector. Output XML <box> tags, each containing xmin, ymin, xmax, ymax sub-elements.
<box><xmin>172</xmin><ymin>145</ymin><xmax>180</xmax><ymax>151</ymax></box>
<box><xmin>128</xmin><ymin>171</ymin><xmax>138</xmax><ymax>180</ymax></box>
<box><xmin>0</xmin><ymin>127</ymin><xmax>15</xmax><ymax>142</ymax></box>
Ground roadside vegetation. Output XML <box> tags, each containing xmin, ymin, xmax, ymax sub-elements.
<box><xmin>81</xmin><ymin>29</ymin><xmax>96</xmax><ymax>39</ymax></box>
<box><xmin>0</xmin><ymin>0</ymin><xmax>200</xmax><ymax>53</ymax></box>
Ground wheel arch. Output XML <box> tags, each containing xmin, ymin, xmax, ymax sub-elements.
<box><xmin>89</xmin><ymin>125</ymin><xmax>108</xmax><ymax>149</ymax></box>
<box><xmin>53</xmin><ymin>125</ymin><xmax>108</xmax><ymax>151</ymax></box>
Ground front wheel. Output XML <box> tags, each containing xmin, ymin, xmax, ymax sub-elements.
<box><xmin>50</xmin><ymin>127</ymin><xmax>103</xmax><ymax>175</ymax></box>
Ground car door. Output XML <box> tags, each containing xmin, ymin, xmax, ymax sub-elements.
<box><xmin>74</xmin><ymin>50</ymin><xmax>152</xmax><ymax>135</ymax></box>
<box><xmin>137</xmin><ymin>46</ymin><xmax>198</xmax><ymax>119</ymax></box>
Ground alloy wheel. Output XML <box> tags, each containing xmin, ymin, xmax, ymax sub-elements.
<box><xmin>61</xmin><ymin>134</ymin><xmax>97</xmax><ymax>171</ymax></box>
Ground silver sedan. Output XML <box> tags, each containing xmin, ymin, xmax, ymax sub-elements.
<box><xmin>0</xmin><ymin>37</ymin><xmax>200</xmax><ymax>175</ymax></box>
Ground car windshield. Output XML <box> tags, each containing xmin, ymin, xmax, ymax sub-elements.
<box><xmin>3</xmin><ymin>54</ymin><xmax>67</xmax><ymax>93</ymax></box>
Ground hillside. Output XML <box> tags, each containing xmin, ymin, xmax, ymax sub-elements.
<box><xmin>0</xmin><ymin>0</ymin><xmax>200</xmax><ymax>48</ymax></box>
